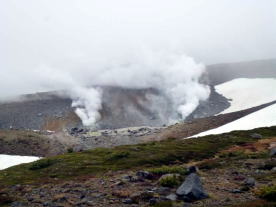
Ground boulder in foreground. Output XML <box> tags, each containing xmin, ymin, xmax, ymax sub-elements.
<box><xmin>176</xmin><ymin>173</ymin><xmax>208</xmax><ymax>202</ymax></box>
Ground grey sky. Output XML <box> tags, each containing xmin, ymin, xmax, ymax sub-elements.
<box><xmin>0</xmin><ymin>0</ymin><xmax>276</xmax><ymax>97</ymax></box>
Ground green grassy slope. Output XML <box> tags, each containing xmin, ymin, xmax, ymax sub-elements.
<box><xmin>0</xmin><ymin>126</ymin><xmax>276</xmax><ymax>187</ymax></box>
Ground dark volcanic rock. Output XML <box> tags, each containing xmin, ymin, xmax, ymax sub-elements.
<box><xmin>176</xmin><ymin>173</ymin><xmax>208</xmax><ymax>202</ymax></box>
<box><xmin>186</xmin><ymin>86</ymin><xmax>230</xmax><ymax>121</ymax></box>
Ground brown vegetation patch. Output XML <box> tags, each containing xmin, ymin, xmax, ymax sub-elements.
<box><xmin>221</xmin><ymin>138</ymin><xmax>276</xmax><ymax>154</ymax></box>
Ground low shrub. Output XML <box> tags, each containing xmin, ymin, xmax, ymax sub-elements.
<box><xmin>158</xmin><ymin>174</ymin><xmax>182</xmax><ymax>187</ymax></box>
<box><xmin>67</xmin><ymin>148</ymin><xmax>74</xmax><ymax>153</ymax></box>
<box><xmin>106</xmin><ymin>151</ymin><xmax>130</xmax><ymax>161</ymax></box>
<box><xmin>257</xmin><ymin>185</ymin><xmax>276</xmax><ymax>201</ymax></box>
<box><xmin>219</xmin><ymin>151</ymin><xmax>247</xmax><ymax>159</ymax></box>
<box><xmin>197</xmin><ymin>159</ymin><xmax>222</xmax><ymax>170</ymax></box>
<box><xmin>153</xmin><ymin>201</ymin><xmax>173</xmax><ymax>207</ymax></box>
<box><xmin>29</xmin><ymin>159</ymin><xmax>56</xmax><ymax>170</ymax></box>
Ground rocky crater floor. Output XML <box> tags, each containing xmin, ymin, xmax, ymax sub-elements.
<box><xmin>1</xmin><ymin>100</ymin><xmax>275</xmax><ymax>157</ymax></box>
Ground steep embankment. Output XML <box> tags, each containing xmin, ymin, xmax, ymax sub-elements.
<box><xmin>0</xmin><ymin>130</ymin><xmax>77</xmax><ymax>157</ymax></box>
<box><xmin>140</xmin><ymin>100</ymin><xmax>276</xmax><ymax>142</ymax></box>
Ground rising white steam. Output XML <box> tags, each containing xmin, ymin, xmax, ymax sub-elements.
<box><xmin>32</xmin><ymin>49</ymin><xmax>209</xmax><ymax>126</ymax></box>
<box><xmin>92</xmin><ymin>49</ymin><xmax>210</xmax><ymax>122</ymax></box>
<box><xmin>28</xmin><ymin>49</ymin><xmax>209</xmax><ymax>126</ymax></box>
<box><xmin>32</xmin><ymin>66</ymin><xmax>104</xmax><ymax>126</ymax></box>
<box><xmin>71</xmin><ymin>87</ymin><xmax>102</xmax><ymax>126</ymax></box>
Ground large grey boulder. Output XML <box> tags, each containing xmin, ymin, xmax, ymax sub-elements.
<box><xmin>176</xmin><ymin>173</ymin><xmax>208</xmax><ymax>202</ymax></box>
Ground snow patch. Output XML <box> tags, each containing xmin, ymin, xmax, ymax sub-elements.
<box><xmin>193</xmin><ymin>103</ymin><xmax>276</xmax><ymax>137</ymax></box>
<box><xmin>0</xmin><ymin>154</ymin><xmax>40</xmax><ymax>170</ymax></box>
<box><xmin>216</xmin><ymin>78</ymin><xmax>276</xmax><ymax>114</ymax></box>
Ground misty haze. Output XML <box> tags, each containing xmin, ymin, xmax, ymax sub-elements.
<box><xmin>0</xmin><ymin>1</ymin><xmax>276</xmax><ymax>207</ymax></box>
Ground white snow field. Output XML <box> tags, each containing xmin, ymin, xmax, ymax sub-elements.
<box><xmin>0</xmin><ymin>154</ymin><xmax>40</xmax><ymax>170</ymax></box>
<box><xmin>193</xmin><ymin>103</ymin><xmax>276</xmax><ymax>137</ymax></box>
<box><xmin>216</xmin><ymin>78</ymin><xmax>276</xmax><ymax>114</ymax></box>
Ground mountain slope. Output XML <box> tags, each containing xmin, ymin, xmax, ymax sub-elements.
<box><xmin>207</xmin><ymin>58</ymin><xmax>276</xmax><ymax>85</ymax></box>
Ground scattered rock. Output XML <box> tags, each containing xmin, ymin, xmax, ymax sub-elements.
<box><xmin>258</xmin><ymin>160</ymin><xmax>276</xmax><ymax>170</ymax></box>
<box><xmin>166</xmin><ymin>193</ymin><xmax>177</xmax><ymax>201</ymax></box>
<box><xmin>136</xmin><ymin>171</ymin><xmax>154</xmax><ymax>180</ymax></box>
<box><xmin>130</xmin><ymin>176</ymin><xmax>143</xmax><ymax>182</ymax></box>
<box><xmin>149</xmin><ymin>198</ymin><xmax>158</xmax><ymax>205</ymax></box>
<box><xmin>122</xmin><ymin>175</ymin><xmax>144</xmax><ymax>182</ymax></box>
<box><xmin>230</xmin><ymin>189</ymin><xmax>243</xmax><ymax>194</ymax></box>
<box><xmin>233</xmin><ymin>175</ymin><xmax>246</xmax><ymax>181</ymax></box>
<box><xmin>176</xmin><ymin>173</ymin><xmax>208</xmax><ymax>202</ymax></box>
<box><xmin>153</xmin><ymin>187</ymin><xmax>171</xmax><ymax>195</ymax></box>
<box><xmin>130</xmin><ymin>191</ymin><xmax>154</xmax><ymax>203</ymax></box>
<box><xmin>112</xmin><ymin>181</ymin><xmax>124</xmax><ymax>187</ymax></box>
<box><xmin>122</xmin><ymin>198</ymin><xmax>134</xmax><ymax>204</ymax></box>
<box><xmin>270</xmin><ymin>148</ymin><xmax>276</xmax><ymax>157</ymax></box>
<box><xmin>187</xmin><ymin>166</ymin><xmax>197</xmax><ymax>174</ymax></box>
<box><xmin>250</xmin><ymin>133</ymin><xmax>263</xmax><ymax>139</ymax></box>
<box><xmin>52</xmin><ymin>193</ymin><xmax>68</xmax><ymax>202</ymax></box>
<box><xmin>244</xmin><ymin>177</ymin><xmax>256</xmax><ymax>187</ymax></box>
<box><xmin>10</xmin><ymin>202</ymin><xmax>25</xmax><ymax>207</ymax></box>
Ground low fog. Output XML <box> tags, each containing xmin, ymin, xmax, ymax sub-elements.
<box><xmin>1</xmin><ymin>0</ymin><xmax>275</xmax><ymax>126</ymax></box>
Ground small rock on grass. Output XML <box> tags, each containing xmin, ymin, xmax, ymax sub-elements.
<box><xmin>122</xmin><ymin>198</ymin><xmax>134</xmax><ymax>204</ymax></box>
<box><xmin>166</xmin><ymin>193</ymin><xmax>177</xmax><ymax>201</ymax></box>
<box><xmin>136</xmin><ymin>171</ymin><xmax>154</xmax><ymax>180</ymax></box>
<box><xmin>270</xmin><ymin>148</ymin><xmax>276</xmax><ymax>157</ymax></box>
<box><xmin>244</xmin><ymin>177</ymin><xmax>256</xmax><ymax>187</ymax></box>
<box><xmin>231</xmin><ymin>189</ymin><xmax>243</xmax><ymax>194</ymax></box>
<box><xmin>250</xmin><ymin>133</ymin><xmax>263</xmax><ymax>139</ymax></box>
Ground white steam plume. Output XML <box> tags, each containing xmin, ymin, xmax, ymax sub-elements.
<box><xmin>71</xmin><ymin>87</ymin><xmax>102</xmax><ymax>126</ymax></box>
<box><xmin>32</xmin><ymin>66</ymin><xmax>103</xmax><ymax>126</ymax></box>
<box><xmin>32</xmin><ymin>49</ymin><xmax>209</xmax><ymax>126</ymax></box>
